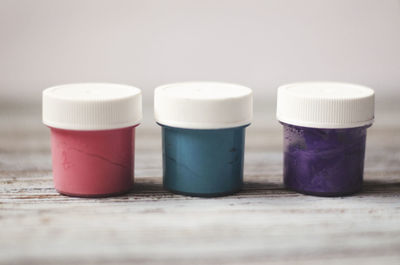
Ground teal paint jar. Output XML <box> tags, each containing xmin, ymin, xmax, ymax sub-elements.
<box><xmin>154</xmin><ymin>82</ymin><xmax>253</xmax><ymax>197</ymax></box>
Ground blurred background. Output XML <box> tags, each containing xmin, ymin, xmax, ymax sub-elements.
<box><xmin>0</xmin><ymin>0</ymin><xmax>399</xmax><ymax>128</ymax></box>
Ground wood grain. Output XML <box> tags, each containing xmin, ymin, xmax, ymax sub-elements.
<box><xmin>0</xmin><ymin>105</ymin><xmax>399</xmax><ymax>265</ymax></box>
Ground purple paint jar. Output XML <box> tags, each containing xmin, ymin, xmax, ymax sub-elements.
<box><xmin>276</xmin><ymin>82</ymin><xmax>375</xmax><ymax>196</ymax></box>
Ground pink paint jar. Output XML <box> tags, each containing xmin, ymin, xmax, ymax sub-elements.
<box><xmin>42</xmin><ymin>83</ymin><xmax>142</xmax><ymax>197</ymax></box>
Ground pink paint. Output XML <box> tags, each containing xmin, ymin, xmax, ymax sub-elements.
<box><xmin>50</xmin><ymin>126</ymin><xmax>137</xmax><ymax>197</ymax></box>
<box><xmin>42</xmin><ymin>83</ymin><xmax>142</xmax><ymax>197</ymax></box>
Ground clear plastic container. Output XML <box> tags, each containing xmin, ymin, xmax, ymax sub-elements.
<box><xmin>277</xmin><ymin>82</ymin><xmax>374</xmax><ymax>196</ymax></box>
<box><xmin>282</xmin><ymin>123</ymin><xmax>370</xmax><ymax>196</ymax></box>
<box><xmin>154</xmin><ymin>82</ymin><xmax>253</xmax><ymax>197</ymax></box>
<box><xmin>43</xmin><ymin>83</ymin><xmax>142</xmax><ymax>197</ymax></box>
<box><xmin>160</xmin><ymin>124</ymin><xmax>248</xmax><ymax>197</ymax></box>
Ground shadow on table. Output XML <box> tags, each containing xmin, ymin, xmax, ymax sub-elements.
<box><xmin>126</xmin><ymin>179</ymin><xmax>400</xmax><ymax>198</ymax></box>
<box><xmin>130</xmin><ymin>181</ymin><xmax>171</xmax><ymax>198</ymax></box>
<box><xmin>129</xmin><ymin>179</ymin><xmax>288</xmax><ymax>198</ymax></box>
<box><xmin>360</xmin><ymin>180</ymin><xmax>400</xmax><ymax>197</ymax></box>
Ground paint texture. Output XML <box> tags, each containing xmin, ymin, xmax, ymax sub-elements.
<box><xmin>50</xmin><ymin>127</ymin><xmax>135</xmax><ymax>197</ymax></box>
<box><xmin>161</xmin><ymin>125</ymin><xmax>247</xmax><ymax>197</ymax></box>
<box><xmin>282</xmin><ymin>123</ymin><xmax>369</xmax><ymax>196</ymax></box>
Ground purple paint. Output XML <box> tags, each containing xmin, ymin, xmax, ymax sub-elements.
<box><xmin>282</xmin><ymin>123</ymin><xmax>369</xmax><ymax>196</ymax></box>
<box><xmin>276</xmin><ymin>82</ymin><xmax>375</xmax><ymax>197</ymax></box>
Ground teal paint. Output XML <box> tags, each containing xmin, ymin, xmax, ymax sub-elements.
<box><xmin>160</xmin><ymin>124</ymin><xmax>248</xmax><ymax>197</ymax></box>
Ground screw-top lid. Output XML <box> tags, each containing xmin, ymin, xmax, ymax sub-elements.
<box><xmin>154</xmin><ymin>82</ymin><xmax>253</xmax><ymax>129</ymax></box>
<box><xmin>43</xmin><ymin>83</ymin><xmax>142</xmax><ymax>130</ymax></box>
<box><xmin>277</xmin><ymin>82</ymin><xmax>375</xmax><ymax>129</ymax></box>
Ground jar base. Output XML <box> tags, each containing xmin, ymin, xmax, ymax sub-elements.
<box><xmin>164</xmin><ymin>186</ymin><xmax>242</xmax><ymax>198</ymax></box>
<box><xmin>56</xmin><ymin>187</ymin><xmax>132</xmax><ymax>198</ymax></box>
<box><xmin>285</xmin><ymin>185</ymin><xmax>362</xmax><ymax>197</ymax></box>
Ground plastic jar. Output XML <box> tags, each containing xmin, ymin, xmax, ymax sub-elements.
<box><xmin>154</xmin><ymin>82</ymin><xmax>253</xmax><ymax>197</ymax></box>
<box><xmin>276</xmin><ymin>82</ymin><xmax>375</xmax><ymax>196</ymax></box>
<box><xmin>42</xmin><ymin>83</ymin><xmax>142</xmax><ymax>197</ymax></box>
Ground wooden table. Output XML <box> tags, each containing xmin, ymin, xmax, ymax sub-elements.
<box><xmin>1</xmin><ymin>101</ymin><xmax>399</xmax><ymax>265</ymax></box>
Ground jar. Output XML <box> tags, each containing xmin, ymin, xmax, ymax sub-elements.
<box><xmin>276</xmin><ymin>82</ymin><xmax>374</xmax><ymax>196</ymax></box>
<box><xmin>42</xmin><ymin>83</ymin><xmax>142</xmax><ymax>197</ymax></box>
<box><xmin>154</xmin><ymin>82</ymin><xmax>253</xmax><ymax>197</ymax></box>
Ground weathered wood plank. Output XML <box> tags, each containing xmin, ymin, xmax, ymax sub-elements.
<box><xmin>0</xmin><ymin>105</ymin><xmax>399</xmax><ymax>265</ymax></box>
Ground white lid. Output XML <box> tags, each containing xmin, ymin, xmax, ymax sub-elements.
<box><xmin>277</xmin><ymin>82</ymin><xmax>375</xmax><ymax>129</ymax></box>
<box><xmin>43</xmin><ymin>83</ymin><xmax>142</xmax><ymax>130</ymax></box>
<box><xmin>154</xmin><ymin>82</ymin><xmax>253</xmax><ymax>129</ymax></box>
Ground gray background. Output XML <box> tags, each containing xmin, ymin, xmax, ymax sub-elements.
<box><xmin>0</xmin><ymin>0</ymin><xmax>399</xmax><ymax>109</ymax></box>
